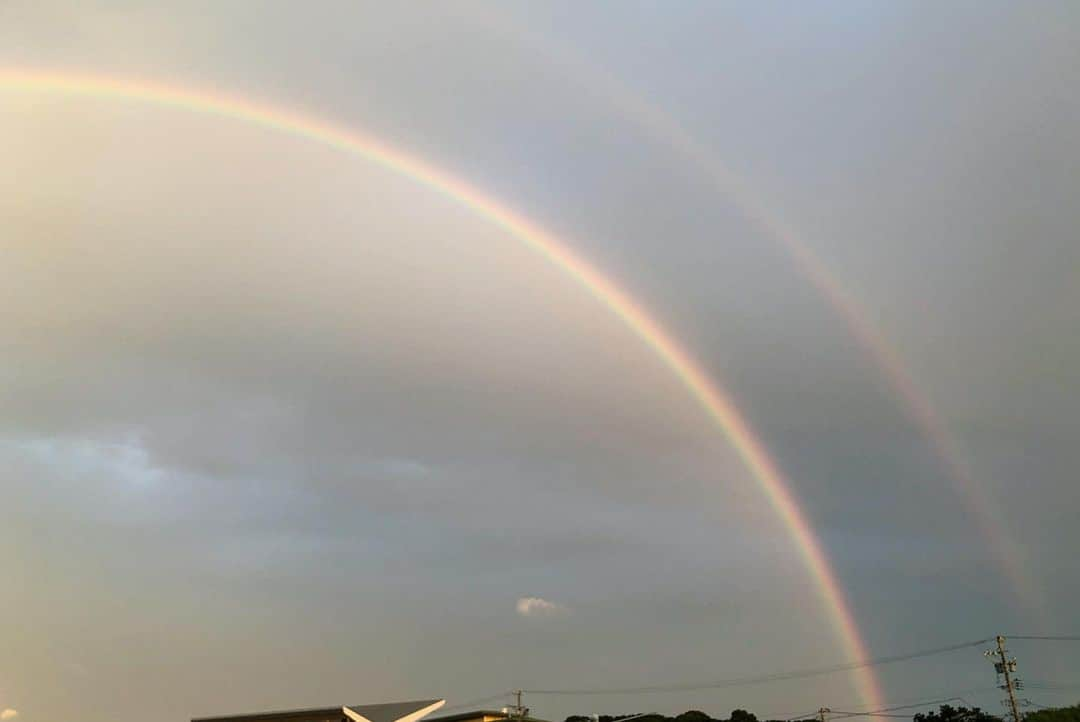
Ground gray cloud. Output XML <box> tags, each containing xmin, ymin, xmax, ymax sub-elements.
<box><xmin>2</xmin><ymin>3</ymin><xmax>1079</xmax><ymax>722</ymax></box>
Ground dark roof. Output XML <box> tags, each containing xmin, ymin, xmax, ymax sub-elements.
<box><xmin>193</xmin><ymin>706</ymin><xmax>343</xmax><ymax>722</ymax></box>
<box><xmin>195</xmin><ymin>700</ymin><xmax>444</xmax><ymax>722</ymax></box>
<box><xmin>346</xmin><ymin>701</ymin><xmax>446</xmax><ymax>722</ymax></box>
<box><xmin>427</xmin><ymin>711</ymin><xmax>548</xmax><ymax>722</ymax></box>
<box><xmin>427</xmin><ymin>712</ymin><xmax>507</xmax><ymax>722</ymax></box>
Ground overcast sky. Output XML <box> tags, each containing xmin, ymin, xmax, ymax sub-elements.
<box><xmin>2</xmin><ymin>3</ymin><xmax>1078</xmax><ymax>722</ymax></box>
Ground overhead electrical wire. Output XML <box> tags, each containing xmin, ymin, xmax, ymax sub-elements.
<box><xmin>1008</xmin><ymin>636</ymin><xmax>1080</xmax><ymax>642</ymax></box>
<box><xmin>441</xmin><ymin>694</ymin><xmax>514</xmax><ymax>714</ymax></box>
<box><xmin>455</xmin><ymin>634</ymin><xmax>1076</xmax><ymax>707</ymax></box>
<box><xmin>522</xmin><ymin>639</ymin><xmax>994</xmax><ymax>696</ymax></box>
<box><xmin>1023</xmin><ymin>682</ymin><xmax>1080</xmax><ymax>691</ymax></box>
<box><xmin>825</xmin><ymin>684</ymin><xmax>1023</xmax><ymax>722</ymax></box>
<box><xmin>830</xmin><ymin>696</ymin><xmax>981</xmax><ymax>720</ymax></box>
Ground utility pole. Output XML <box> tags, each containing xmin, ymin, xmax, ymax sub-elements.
<box><xmin>985</xmin><ymin>636</ymin><xmax>1023</xmax><ymax>722</ymax></box>
<box><xmin>509</xmin><ymin>690</ymin><xmax>528</xmax><ymax>721</ymax></box>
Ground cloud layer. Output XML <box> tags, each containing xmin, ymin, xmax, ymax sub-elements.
<box><xmin>1</xmin><ymin>4</ymin><xmax>1079</xmax><ymax>722</ymax></box>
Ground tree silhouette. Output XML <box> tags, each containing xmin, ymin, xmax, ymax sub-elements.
<box><xmin>912</xmin><ymin>705</ymin><xmax>999</xmax><ymax>722</ymax></box>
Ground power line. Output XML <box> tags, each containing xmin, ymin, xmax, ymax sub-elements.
<box><xmin>523</xmin><ymin>639</ymin><xmax>993</xmax><ymax>696</ymax></box>
<box><xmin>793</xmin><ymin>685</ymin><xmax>1005</xmax><ymax>722</ymax></box>
<box><xmin>830</xmin><ymin>696</ymin><xmax>981</xmax><ymax>719</ymax></box>
<box><xmin>448</xmin><ymin>634</ymin><xmax>1077</xmax><ymax>713</ymax></box>
<box><xmin>1008</xmin><ymin>636</ymin><xmax>1080</xmax><ymax>643</ymax></box>
<box><xmin>1022</xmin><ymin>702</ymin><xmax>1056</xmax><ymax>711</ymax></box>
<box><xmin>825</xmin><ymin>707</ymin><xmax>911</xmax><ymax>716</ymax></box>
<box><xmin>440</xmin><ymin>693</ymin><xmax>514</xmax><ymax>714</ymax></box>
<box><xmin>1023</xmin><ymin>682</ymin><xmax>1080</xmax><ymax>691</ymax></box>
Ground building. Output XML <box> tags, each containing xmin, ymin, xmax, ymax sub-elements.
<box><xmin>427</xmin><ymin>709</ymin><xmax>549</xmax><ymax>722</ymax></box>
<box><xmin>193</xmin><ymin>699</ymin><xmax>447</xmax><ymax>722</ymax></box>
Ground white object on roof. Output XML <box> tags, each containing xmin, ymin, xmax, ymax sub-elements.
<box><xmin>343</xmin><ymin>700</ymin><xmax>445</xmax><ymax>722</ymax></box>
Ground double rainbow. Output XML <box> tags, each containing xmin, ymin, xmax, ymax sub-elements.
<box><xmin>0</xmin><ymin>69</ymin><xmax>883</xmax><ymax>709</ymax></box>
<box><xmin>473</xmin><ymin>7</ymin><xmax>1041</xmax><ymax>624</ymax></box>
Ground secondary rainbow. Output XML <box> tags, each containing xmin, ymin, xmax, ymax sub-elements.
<box><xmin>470</xmin><ymin>9</ymin><xmax>1043</xmax><ymax>625</ymax></box>
<box><xmin>0</xmin><ymin>69</ymin><xmax>884</xmax><ymax>709</ymax></box>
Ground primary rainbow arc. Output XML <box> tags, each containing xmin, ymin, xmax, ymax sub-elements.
<box><xmin>0</xmin><ymin>68</ymin><xmax>884</xmax><ymax>710</ymax></box>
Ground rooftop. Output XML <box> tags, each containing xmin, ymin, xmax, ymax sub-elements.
<box><xmin>193</xmin><ymin>699</ymin><xmax>446</xmax><ymax>722</ymax></box>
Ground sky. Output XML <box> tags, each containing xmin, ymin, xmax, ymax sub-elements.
<box><xmin>2</xmin><ymin>2</ymin><xmax>1079</xmax><ymax>722</ymax></box>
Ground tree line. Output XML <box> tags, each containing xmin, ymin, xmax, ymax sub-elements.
<box><xmin>564</xmin><ymin>702</ymin><xmax>1080</xmax><ymax>722</ymax></box>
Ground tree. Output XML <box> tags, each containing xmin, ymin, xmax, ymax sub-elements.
<box><xmin>675</xmin><ymin>711</ymin><xmax>715</xmax><ymax>722</ymax></box>
<box><xmin>1023</xmin><ymin>703</ymin><xmax>1080</xmax><ymax>722</ymax></box>
<box><xmin>913</xmin><ymin>704</ymin><xmax>1000</xmax><ymax>722</ymax></box>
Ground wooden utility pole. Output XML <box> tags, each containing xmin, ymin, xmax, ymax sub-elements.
<box><xmin>989</xmin><ymin>635</ymin><xmax>1023</xmax><ymax>722</ymax></box>
<box><xmin>510</xmin><ymin>690</ymin><xmax>527</xmax><ymax>721</ymax></box>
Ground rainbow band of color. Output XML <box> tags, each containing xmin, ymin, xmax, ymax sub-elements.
<box><xmin>0</xmin><ymin>69</ymin><xmax>883</xmax><ymax>709</ymax></box>
<box><xmin>492</xmin><ymin>14</ymin><xmax>1041</xmax><ymax>624</ymax></box>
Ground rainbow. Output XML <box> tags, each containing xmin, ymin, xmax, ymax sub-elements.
<box><xmin>0</xmin><ymin>69</ymin><xmax>883</xmax><ymax>709</ymax></box>
<box><xmin>469</xmin><ymin>8</ymin><xmax>1043</xmax><ymax>623</ymax></box>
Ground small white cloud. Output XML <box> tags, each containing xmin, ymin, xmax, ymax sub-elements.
<box><xmin>2</xmin><ymin>708</ymin><xmax>19</xmax><ymax>720</ymax></box>
<box><xmin>516</xmin><ymin>596</ymin><xmax>570</xmax><ymax>618</ymax></box>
